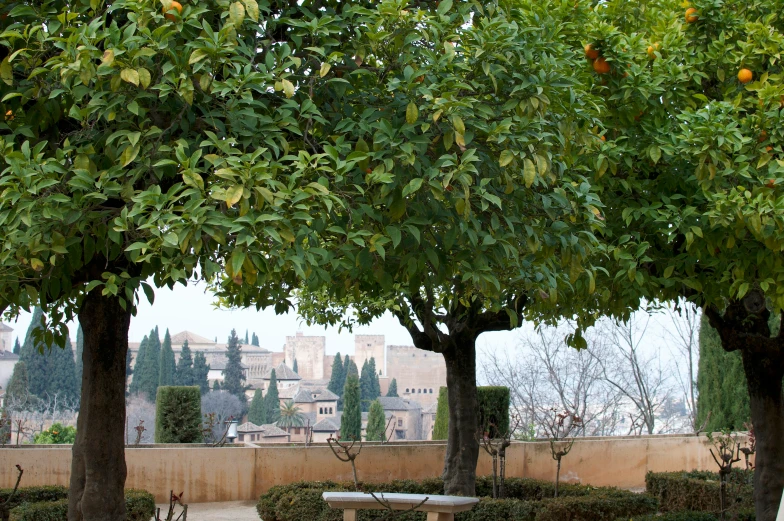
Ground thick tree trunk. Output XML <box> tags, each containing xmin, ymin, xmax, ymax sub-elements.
<box><xmin>68</xmin><ymin>290</ymin><xmax>131</xmax><ymax>521</ymax></box>
<box><xmin>741</xmin><ymin>347</ymin><xmax>784</xmax><ymax>521</ymax></box>
<box><xmin>442</xmin><ymin>341</ymin><xmax>479</xmax><ymax>496</ymax></box>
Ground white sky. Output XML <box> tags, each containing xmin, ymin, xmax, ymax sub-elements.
<box><xmin>3</xmin><ymin>281</ymin><xmax>680</xmax><ymax>367</ymax></box>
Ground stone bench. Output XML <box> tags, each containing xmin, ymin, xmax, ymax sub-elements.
<box><xmin>322</xmin><ymin>491</ymin><xmax>479</xmax><ymax>521</ymax></box>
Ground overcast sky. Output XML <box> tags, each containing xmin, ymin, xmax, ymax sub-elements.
<box><xmin>2</xmin><ymin>281</ymin><xmax>683</xmax><ymax>367</ymax></box>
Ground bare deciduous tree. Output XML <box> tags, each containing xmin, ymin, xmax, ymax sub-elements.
<box><xmin>591</xmin><ymin>316</ymin><xmax>671</xmax><ymax>435</ymax></box>
<box><xmin>201</xmin><ymin>391</ymin><xmax>242</xmax><ymax>442</ymax></box>
<box><xmin>664</xmin><ymin>299</ymin><xmax>701</xmax><ymax>432</ymax></box>
<box><xmin>126</xmin><ymin>395</ymin><xmax>156</xmax><ymax>444</ymax></box>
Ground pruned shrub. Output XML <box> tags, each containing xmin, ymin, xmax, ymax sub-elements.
<box><xmin>7</xmin><ymin>489</ymin><xmax>154</xmax><ymax>521</ymax></box>
<box><xmin>0</xmin><ymin>487</ymin><xmax>68</xmax><ymax>510</ymax></box>
<box><xmin>646</xmin><ymin>471</ymin><xmax>753</xmax><ymax>513</ymax></box>
<box><xmin>258</xmin><ymin>478</ymin><xmax>657</xmax><ymax>521</ymax></box>
<box><xmin>155</xmin><ymin>385</ymin><xmax>203</xmax><ymax>443</ymax></box>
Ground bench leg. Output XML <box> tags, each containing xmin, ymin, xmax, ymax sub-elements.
<box><xmin>343</xmin><ymin>509</ymin><xmax>357</xmax><ymax>521</ymax></box>
<box><xmin>426</xmin><ymin>513</ymin><xmax>454</xmax><ymax>521</ymax></box>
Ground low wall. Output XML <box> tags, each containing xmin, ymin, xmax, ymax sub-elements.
<box><xmin>0</xmin><ymin>434</ymin><xmax>750</xmax><ymax>503</ymax></box>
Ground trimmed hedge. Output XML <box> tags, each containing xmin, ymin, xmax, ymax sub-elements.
<box><xmin>155</xmin><ymin>385</ymin><xmax>203</xmax><ymax>443</ymax></box>
<box><xmin>3</xmin><ymin>488</ymin><xmax>154</xmax><ymax>521</ymax></box>
<box><xmin>618</xmin><ymin>511</ymin><xmax>755</xmax><ymax>521</ymax></box>
<box><xmin>646</xmin><ymin>470</ymin><xmax>754</xmax><ymax>513</ymax></box>
<box><xmin>257</xmin><ymin>478</ymin><xmax>658</xmax><ymax>521</ymax></box>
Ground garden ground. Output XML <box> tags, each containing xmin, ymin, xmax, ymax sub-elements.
<box><xmin>155</xmin><ymin>500</ymin><xmax>258</xmax><ymax>521</ymax></box>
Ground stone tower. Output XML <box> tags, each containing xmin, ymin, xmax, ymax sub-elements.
<box><xmin>284</xmin><ymin>332</ymin><xmax>325</xmax><ymax>380</ymax></box>
<box><xmin>354</xmin><ymin>335</ymin><xmax>386</xmax><ymax>376</ymax></box>
<box><xmin>0</xmin><ymin>323</ymin><xmax>13</xmax><ymax>353</ymax></box>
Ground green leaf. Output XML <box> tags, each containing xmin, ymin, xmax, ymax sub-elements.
<box><xmin>663</xmin><ymin>265</ymin><xmax>674</xmax><ymax>279</ymax></box>
<box><xmin>406</xmin><ymin>102</ymin><xmax>419</xmax><ymax>124</ymax></box>
<box><xmin>120</xmin><ymin>68</ymin><xmax>139</xmax><ymax>86</ymax></box>
<box><xmin>451</xmin><ymin>115</ymin><xmax>465</xmax><ymax>135</ymax></box>
<box><xmin>0</xmin><ymin>57</ymin><xmax>12</xmax><ymax>85</ymax></box>
<box><xmin>649</xmin><ymin>145</ymin><xmax>661</xmax><ymax>164</ymax></box>
<box><xmin>229</xmin><ymin>1</ymin><xmax>245</xmax><ymax>25</ymax></box>
<box><xmin>403</xmin><ymin>178</ymin><xmax>423</xmax><ymax>197</ymax></box>
<box><xmin>320</xmin><ymin>62</ymin><xmax>331</xmax><ymax>78</ymax></box>
<box><xmin>141</xmin><ymin>282</ymin><xmax>155</xmax><ymax>305</ymax></box>
<box><xmin>386</xmin><ymin>226</ymin><xmax>401</xmax><ymax>248</ymax></box>
<box><xmin>189</xmin><ymin>49</ymin><xmax>209</xmax><ymax>65</ymax></box>
<box><xmin>182</xmin><ymin>170</ymin><xmax>204</xmax><ymax>191</ymax></box>
<box><xmin>523</xmin><ymin>158</ymin><xmax>536</xmax><ymax>188</ymax></box>
<box><xmin>242</xmin><ymin>0</ymin><xmax>259</xmax><ymax>21</ymax></box>
<box><xmin>437</xmin><ymin>0</ymin><xmax>453</xmax><ymax>16</ymax></box>
<box><xmin>499</xmin><ymin>150</ymin><xmax>514</xmax><ymax>167</ymax></box>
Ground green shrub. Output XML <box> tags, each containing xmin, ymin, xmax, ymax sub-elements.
<box><xmin>155</xmin><ymin>385</ymin><xmax>203</xmax><ymax>443</ymax></box>
<box><xmin>32</xmin><ymin>424</ymin><xmax>76</xmax><ymax>445</ymax></box>
<box><xmin>617</xmin><ymin>511</ymin><xmax>755</xmax><ymax>521</ymax></box>
<box><xmin>0</xmin><ymin>486</ymin><xmax>68</xmax><ymax>510</ymax></box>
<box><xmin>433</xmin><ymin>387</ymin><xmax>449</xmax><ymax>440</ymax></box>
<box><xmin>7</xmin><ymin>489</ymin><xmax>154</xmax><ymax>521</ymax></box>
<box><xmin>258</xmin><ymin>478</ymin><xmax>658</xmax><ymax>521</ymax></box>
<box><xmin>646</xmin><ymin>471</ymin><xmax>754</xmax><ymax>513</ymax></box>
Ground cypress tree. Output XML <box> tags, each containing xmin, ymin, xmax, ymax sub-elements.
<box><xmin>343</xmin><ymin>354</ymin><xmax>351</xmax><ymax>382</ymax></box>
<box><xmin>345</xmin><ymin>359</ymin><xmax>358</xmax><ymax>379</ymax></box>
<box><xmin>327</xmin><ymin>353</ymin><xmax>345</xmax><ymax>395</ymax></box>
<box><xmin>360</xmin><ymin>360</ymin><xmax>373</xmax><ymax>412</ymax></box>
<box><xmin>48</xmin><ymin>336</ymin><xmax>79</xmax><ymax>403</ymax></box>
<box><xmin>292</xmin><ymin>358</ymin><xmax>298</xmax><ymax>374</ymax></box>
<box><xmin>6</xmin><ymin>361</ymin><xmax>30</xmax><ymax>405</ymax></box>
<box><xmin>158</xmin><ymin>329</ymin><xmax>176</xmax><ymax>387</ymax></box>
<box><xmin>142</xmin><ymin>327</ymin><xmax>162</xmax><ymax>401</ymax></box>
<box><xmin>212</xmin><ymin>381</ymin><xmax>221</xmax><ymax>391</ymax></box>
<box><xmin>696</xmin><ymin>314</ymin><xmax>750</xmax><ymax>431</ymax></box>
<box><xmin>244</xmin><ymin>330</ymin><xmax>249</xmax><ymax>344</ymax></box>
<box><xmin>433</xmin><ymin>387</ymin><xmax>449</xmax><ymax>440</ymax></box>
<box><xmin>263</xmin><ymin>369</ymin><xmax>280</xmax><ymax>424</ymax></box>
<box><xmin>248</xmin><ymin>389</ymin><xmax>266</xmax><ymax>425</ymax></box>
<box><xmin>175</xmin><ymin>340</ymin><xmax>194</xmax><ymax>386</ymax></box>
<box><xmin>12</xmin><ymin>338</ymin><xmax>20</xmax><ymax>355</ymax></box>
<box><xmin>366</xmin><ymin>399</ymin><xmax>386</xmax><ymax>441</ymax></box>
<box><xmin>223</xmin><ymin>329</ymin><xmax>247</xmax><ymax>404</ymax></box>
<box><xmin>340</xmin><ymin>374</ymin><xmax>361</xmax><ymax>440</ymax></box>
<box><xmin>19</xmin><ymin>307</ymin><xmax>48</xmax><ymax>398</ymax></box>
<box><xmin>387</xmin><ymin>378</ymin><xmax>399</xmax><ymax>397</ymax></box>
<box><xmin>368</xmin><ymin>358</ymin><xmax>381</xmax><ymax>399</ymax></box>
<box><xmin>192</xmin><ymin>351</ymin><xmax>210</xmax><ymax>394</ymax></box>
<box><xmin>128</xmin><ymin>336</ymin><xmax>149</xmax><ymax>397</ymax></box>
<box><xmin>251</xmin><ymin>333</ymin><xmax>259</xmax><ymax>346</ymax></box>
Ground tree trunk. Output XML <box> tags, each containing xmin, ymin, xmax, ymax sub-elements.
<box><xmin>741</xmin><ymin>347</ymin><xmax>784</xmax><ymax>521</ymax></box>
<box><xmin>442</xmin><ymin>341</ymin><xmax>479</xmax><ymax>496</ymax></box>
<box><xmin>68</xmin><ymin>290</ymin><xmax>131</xmax><ymax>521</ymax></box>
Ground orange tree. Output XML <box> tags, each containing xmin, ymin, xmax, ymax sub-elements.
<box><xmin>578</xmin><ymin>0</ymin><xmax>784</xmax><ymax>518</ymax></box>
<box><xmin>0</xmin><ymin>0</ymin><xmax>352</xmax><ymax>517</ymax></box>
<box><xmin>216</xmin><ymin>0</ymin><xmax>606</xmax><ymax>495</ymax></box>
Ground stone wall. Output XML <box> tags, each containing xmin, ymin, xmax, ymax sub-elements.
<box><xmin>386</xmin><ymin>345</ymin><xmax>446</xmax><ymax>406</ymax></box>
<box><xmin>0</xmin><ymin>434</ymin><xmax>749</xmax><ymax>503</ymax></box>
<box><xmin>284</xmin><ymin>333</ymin><xmax>325</xmax><ymax>380</ymax></box>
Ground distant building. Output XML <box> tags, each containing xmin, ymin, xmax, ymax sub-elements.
<box><xmin>0</xmin><ymin>323</ymin><xmax>17</xmax><ymax>390</ymax></box>
<box><xmin>377</xmin><ymin>397</ymin><xmax>423</xmax><ymax>440</ymax></box>
<box><xmin>386</xmin><ymin>346</ymin><xmax>445</xmax><ymax>406</ymax></box>
<box><xmin>236</xmin><ymin>422</ymin><xmax>290</xmax><ymax>443</ymax></box>
<box><xmin>284</xmin><ymin>332</ymin><xmax>325</xmax><ymax>380</ymax></box>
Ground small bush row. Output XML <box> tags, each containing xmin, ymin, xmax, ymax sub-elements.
<box><xmin>257</xmin><ymin>478</ymin><xmax>658</xmax><ymax>521</ymax></box>
<box><xmin>0</xmin><ymin>487</ymin><xmax>154</xmax><ymax>521</ymax></box>
<box><xmin>618</xmin><ymin>510</ymin><xmax>755</xmax><ymax>521</ymax></box>
<box><xmin>646</xmin><ymin>471</ymin><xmax>754</xmax><ymax>513</ymax></box>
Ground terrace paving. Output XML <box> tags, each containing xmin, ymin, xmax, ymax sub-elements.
<box><xmin>155</xmin><ymin>500</ymin><xmax>258</xmax><ymax>520</ymax></box>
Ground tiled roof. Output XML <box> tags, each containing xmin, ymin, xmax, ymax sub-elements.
<box><xmin>0</xmin><ymin>351</ymin><xmax>19</xmax><ymax>361</ymax></box>
<box><xmin>209</xmin><ymin>360</ymin><xmax>248</xmax><ymax>371</ymax></box>
<box><xmin>378</xmin><ymin>397</ymin><xmax>421</xmax><ymax>411</ymax></box>
<box><xmin>312</xmin><ymin>418</ymin><xmax>340</xmax><ymax>432</ymax></box>
<box><xmin>260</xmin><ymin>424</ymin><xmax>290</xmax><ymax>437</ymax></box>
<box><xmin>311</xmin><ymin>388</ymin><xmax>339</xmax><ymax>401</ymax></box>
<box><xmin>237</xmin><ymin>422</ymin><xmax>264</xmax><ymax>433</ymax></box>
<box><xmin>262</xmin><ymin>363</ymin><xmax>301</xmax><ymax>381</ymax></box>
<box><xmin>170</xmin><ymin>331</ymin><xmax>215</xmax><ymax>345</ymax></box>
<box><xmin>292</xmin><ymin>388</ymin><xmax>315</xmax><ymax>403</ymax></box>
<box><xmin>0</xmin><ymin>323</ymin><xmax>13</xmax><ymax>332</ymax></box>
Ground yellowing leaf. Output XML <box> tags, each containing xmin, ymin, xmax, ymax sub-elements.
<box><xmin>281</xmin><ymin>79</ymin><xmax>295</xmax><ymax>98</ymax></box>
<box><xmin>229</xmin><ymin>1</ymin><xmax>245</xmax><ymax>26</ymax></box>
<box><xmin>523</xmin><ymin>158</ymin><xmax>536</xmax><ymax>188</ymax></box>
<box><xmin>499</xmin><ymin>150</ymin><xmax>514</xmax><ymax>167</ymax></box>
<box><xmin>455</xmin><ymin>132</ymin><xmax>465</xmax><ymax>148</ymax></box>
<box><xmin>451</xmin><ymin>115</ymin><xmax>465</xmax><ymax>135</ymax></box>
<box><xmin>242</xmin><ymin>0</ymin><xmax>259</xmax><ymax>21</ymax></box>
<box><xmin>120</xmin><ymin>145</ymin><xmax>140</xmax><ymax>167</ymax></box>
<box><xmin>279</xmin><ymin>228</ymin><xmax>296</xmax><ymax>243</ymax></box>
<box><xmin>137</xmin><ymin>67</ymin><xmax>151</xmax><ymax>89</ymax></box>
<box><xmin>30</xmin><ymin>258</ymin><xmax>44</xmax><ymax>272</ymax></box>
<box><xmin>120</xmin><ymin>68</ymin><xmax>139</xmax><ymax>86</ymax></box>
<box><xmin>320</xmin><ymin>62</ymin><xmax>331</xmax><ymax>78</ymax></box>
<box><xmin>226</xmin><ymin>185</ymin><xmax>244</xmax><ymax>207</ymax></box>
<box><xmin>406</xmin><ymin>102</ymin><xmax>419</xmax><ymax>124</ymax></box>
<box><xmin>101</xmin><ymin>49</ymin><xmax>115</xmax><ymax>66</ymax></box>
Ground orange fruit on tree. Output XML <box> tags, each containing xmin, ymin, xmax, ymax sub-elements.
<box><xmin>600</xmin><ymin>135</ymin><xmax>606</xmax><ymax>142</ymax></box>
<box><xmin>584</xmin><ymin>44</ymin><xmax>599</xmax><ymax>60</ymax></box>
<box><xmin>766</xmin><ymin>146</ymin><xmax>773</xmax><ymax>152</ymax></box>
<box><xmin>163</xmin><ymin>1</ymin><xmax>182</xmax><ymax>21</ymax></box>
<box><xmin>647</xmin><ymin>43</ymin><xmax>660</xmax><ymax>59</ymax></box>
<box><xmin>766</xmin><ymin>179</ymin><xmax>776</xmax><ymax>188</ymax></box>
<box><xmin>593</xmin><ymin>57</ymin><xmax>611</xmax><ymax>74</ymax></box>
<box><xmin>759</xmin><ymin>130</ymin><xmax>768</xmax><ymax>142</ymax></box>
<box><xmin>737</xmin><ymin>68</ymin><xmax>753</xmax><ymax>84</ymax></box>
<box><xmin>4</xmin><ymin>110</ymin><xmax>12</xmax><ymax>121</ymax></box>
<box><xmin>685</xmin><ymin>7</ymin><xmax>698</xmax><ymax>23</ymax></box>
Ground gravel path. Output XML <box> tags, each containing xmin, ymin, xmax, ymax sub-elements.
<box><xmin>155</xmin><ymin>501</ymin><xmax>258</xmax><ymax>520</ymax></box>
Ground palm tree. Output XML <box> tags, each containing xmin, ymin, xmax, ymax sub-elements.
<box><xmin>277</xmin><ymin>400</ymin><xmax>305</xmax><ymax>428</ymax></box>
